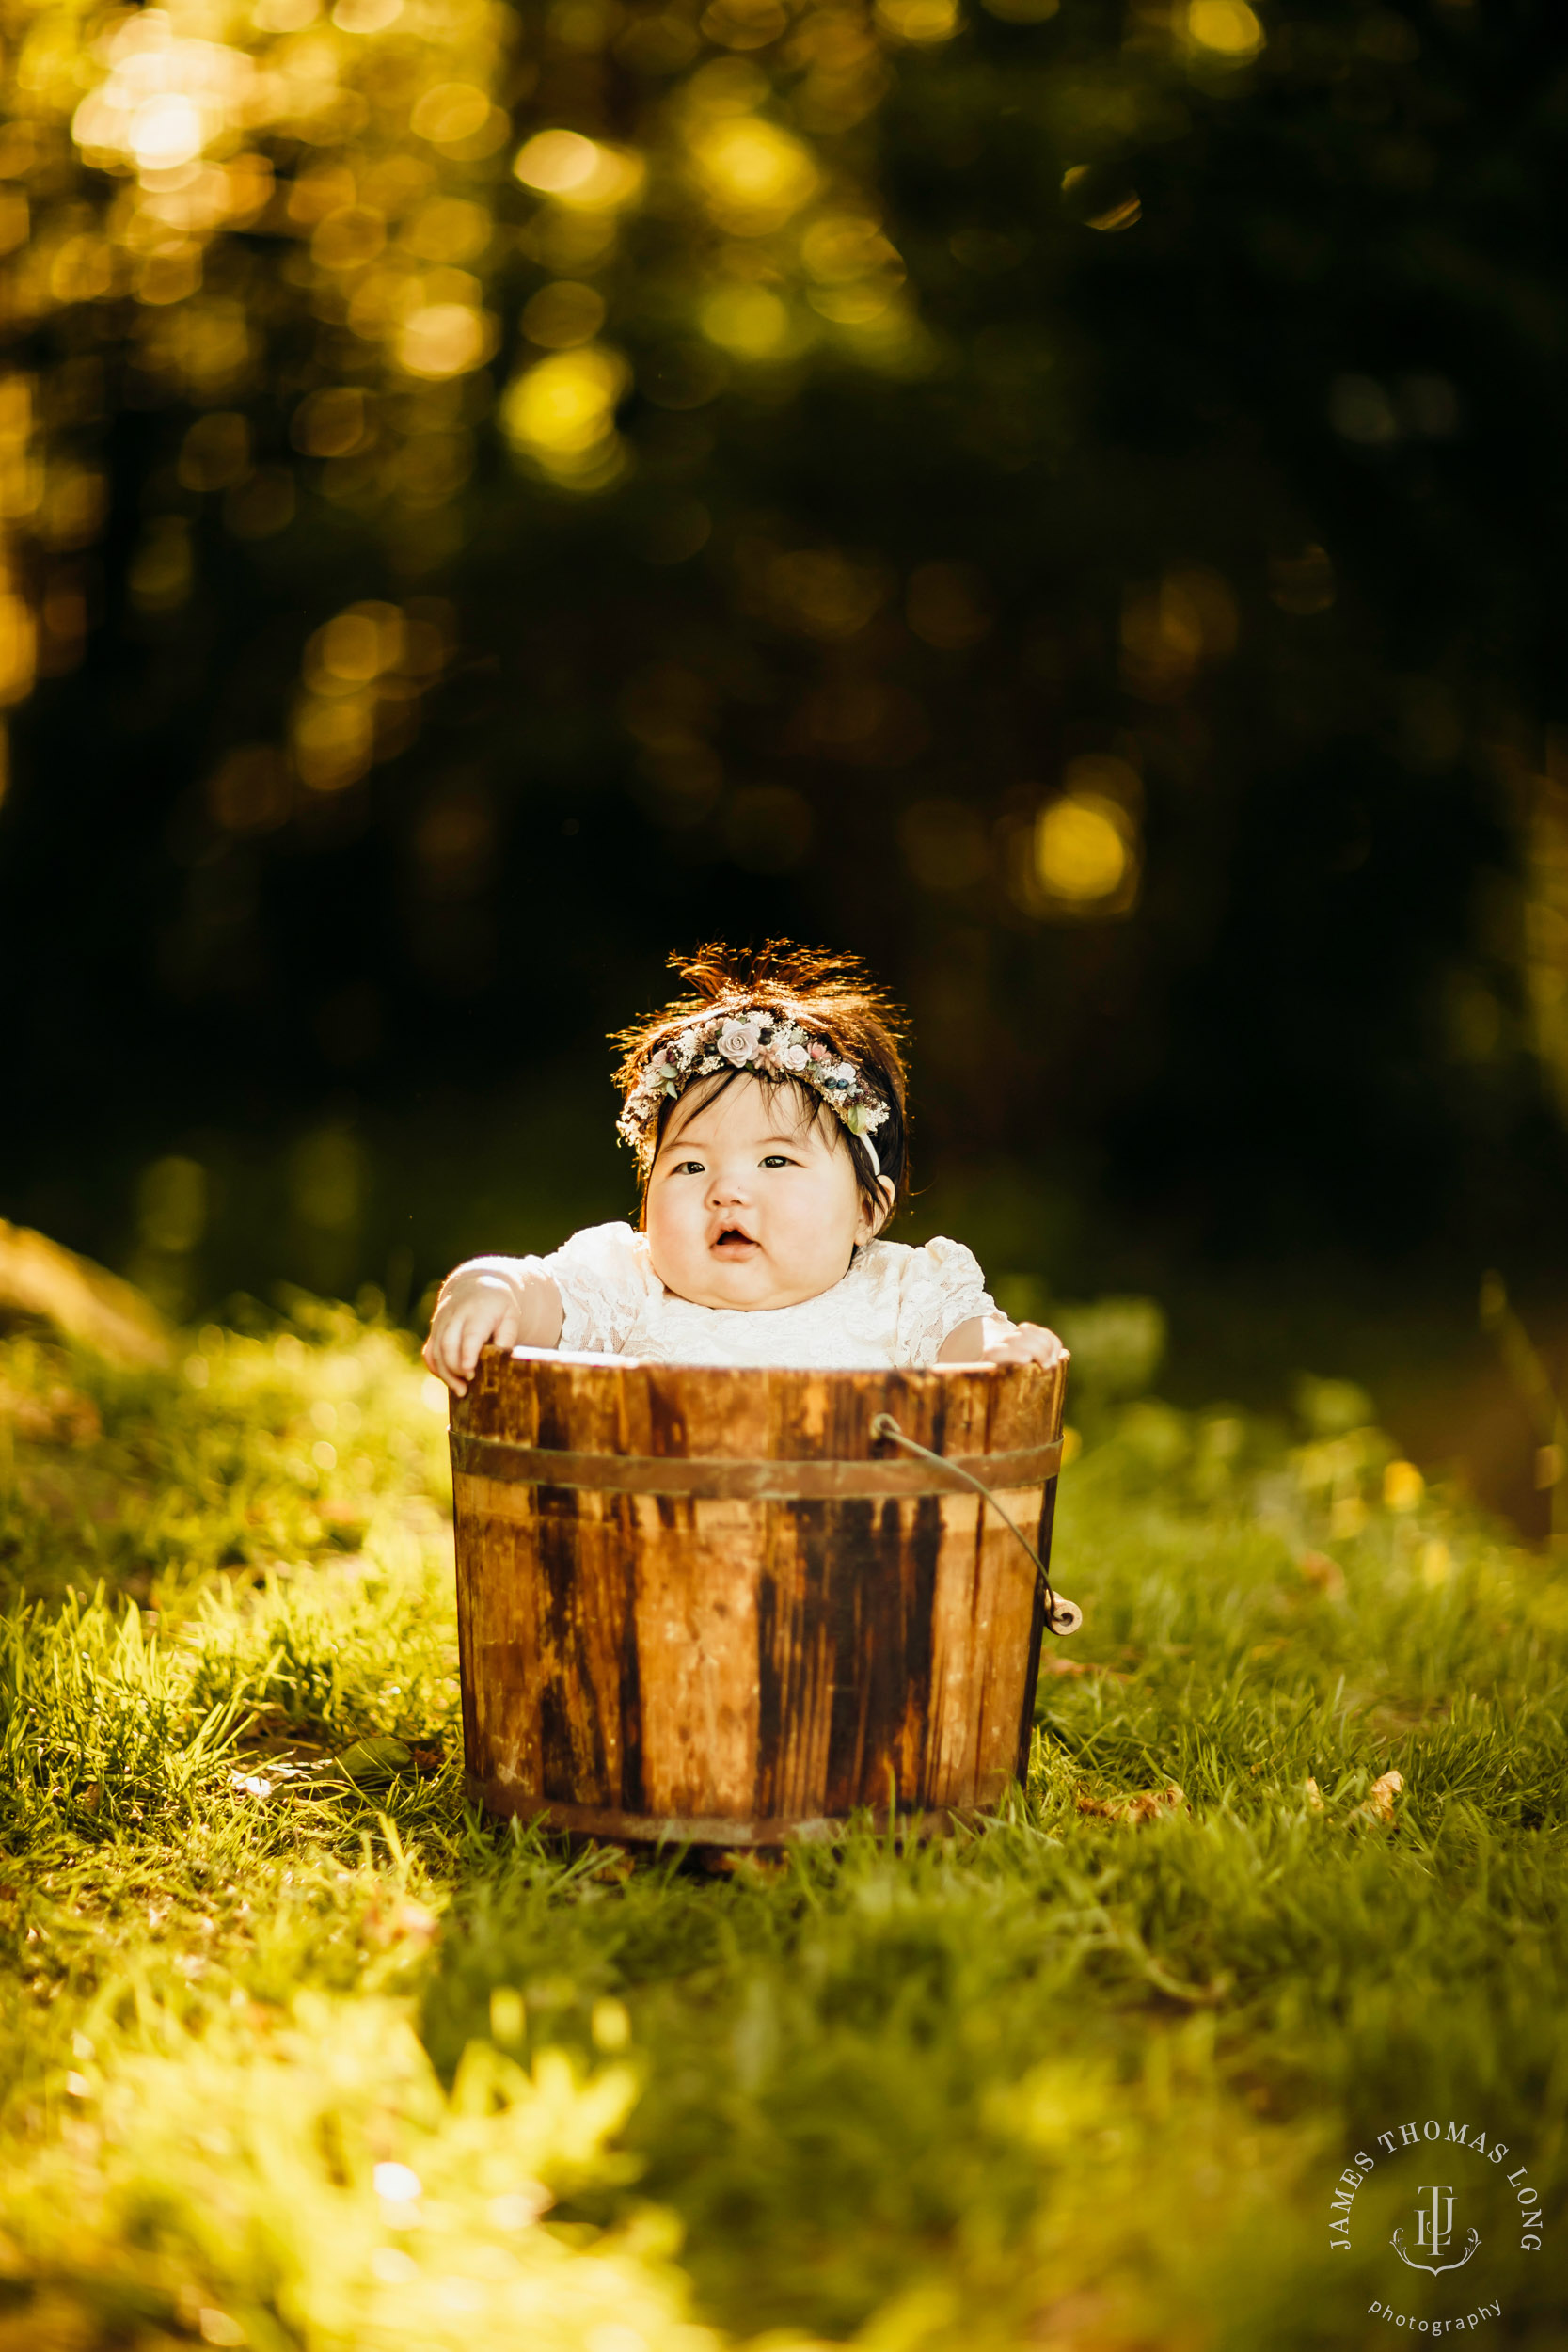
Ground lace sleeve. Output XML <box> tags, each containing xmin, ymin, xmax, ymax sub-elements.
<box><xmin>895</xmin><ymin>1236</ymin><xmax>997</xmax><ymax>1366</ymax></box>
<box><xmin>537</xmin><ymin>1222</ymin><xmax>657</xmax><ymax>1356</ymax></box>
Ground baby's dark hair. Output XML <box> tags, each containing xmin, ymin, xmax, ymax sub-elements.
<box><xmin>611</xmin><ymin>941</ymin><xmax>911</xmax><ymax>1230</ymax></box>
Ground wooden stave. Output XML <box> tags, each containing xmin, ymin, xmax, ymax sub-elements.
<box><xmin>451</xmin><ymin>1350</ymin><xmax>1066</xmax><ymax>1843</ymax></box>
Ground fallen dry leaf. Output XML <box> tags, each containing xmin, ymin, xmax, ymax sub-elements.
<box><xmin>361</xmin><ymin>1897</ymin><xmax>442</xmax><ymax>1950</ymax></box>
<box><xmin>1299</xmin><ymin>1550</ymin><xmax>1347</xmax><ymax>1599</ymax></box>
<box><xmin>1077</xmin><ymin>1783</ymin><xmax>1187</xmax><ymax>1826</ymax></box>
<box><xmin>1304</xmin><ymin>1777</ymin><xmax>1325</xmax><ymax>1812</ymax></box>
<box><xmin>1356</xmin><ymin>1769</ymin><xmax>1404</xmax><ymax>1826</ymax></box>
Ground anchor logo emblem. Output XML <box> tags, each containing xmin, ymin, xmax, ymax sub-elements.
<box><xmin>1391</xmin><ymin>2185</ymin><xmax>1481</xmax><ymax>2276</ymax></box>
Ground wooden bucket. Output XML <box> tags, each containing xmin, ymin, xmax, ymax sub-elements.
<box><xmin>450</xmin><ymin>1349</ymin><xmax>1069</xmax><ymax>1848</ymax></box>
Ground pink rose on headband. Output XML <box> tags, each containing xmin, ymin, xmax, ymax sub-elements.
<box><xmin>807</xmin><ymin>1041</ymin><xmax>828</xmax><ymax>1061</ymax></box>
<box><xmin>780</xmin><ymin>1041</ymin><xmax>810</xmax><ymax>1073</ymax></box>
<box><xmin>716</xmin><ymin>1018</ymin><xmax>764</xmax><ymax>1064</ymax></box>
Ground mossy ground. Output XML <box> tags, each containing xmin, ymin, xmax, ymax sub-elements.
<box><xmin>0</xmin><ymin>1307</ymin><xmax>1562</xmax><ymax>2350</ymax></box>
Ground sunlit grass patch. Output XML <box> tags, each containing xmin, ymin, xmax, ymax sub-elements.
<box><xmin>0</xmin><ymin>1299</ymin><xmax>450</xmax><ymax>1611</ymax></box>
<box><xmin>1</xmin><ymin>1302</ymin><xmax>1566</xmax><ymax>2349</ymax></box>
<box><xmin>4</xmin><ymin>1984</ymin><xmax>721</xmax><ymax>2352</ymax></box>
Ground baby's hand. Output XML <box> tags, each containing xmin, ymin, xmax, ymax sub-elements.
<box><xmin>938</xmin><ymin>1315</ymin><xmax>1067</xmax><ymax>1369</ymax></box>
<box><xmin>977</xmin><ymin>1319</ymin><xmax>1066</xmax><ymax>1369</ymax></box>
<box><xmin>422</xmin><ymin>1272</ymin><xmax>526</xmax><ymax>1398</ymax></box>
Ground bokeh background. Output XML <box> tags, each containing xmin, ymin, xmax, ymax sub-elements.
<box><xmin>3</xmin><ymin>0</ymin><xmax>1566</xmax><ymax>1519</ymax></box>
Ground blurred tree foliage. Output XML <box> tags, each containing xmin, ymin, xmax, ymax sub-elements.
<box><xmin>1</xmin><ymin>0</ymin><xmax>1566</xmax><ymax>1295</ymax></box>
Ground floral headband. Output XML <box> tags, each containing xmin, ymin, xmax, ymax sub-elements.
<box><xmin>617</xmin><ymin>1006</ymin><xmax>893</xmax><ymax>1172</ymax></box>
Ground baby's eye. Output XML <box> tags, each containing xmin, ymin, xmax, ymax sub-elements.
<box><xmin>673</xmin><ymin>1159</ymin><xmax>705</xmax><ymax>1176</ymax></box>
<box><xmin>761</xmin><ymin>1154</ymin><xmax>795</xmax><ymax>1168</ymax></box>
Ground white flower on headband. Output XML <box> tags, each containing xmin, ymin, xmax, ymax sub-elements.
<box><xmin>618</xmin><ymin>1005</ymin><xmax>891</xmax><ymax>1168</ymax></box>
<box><xmin>716</xmin><ymin>1018</ymin><xmax>764</xmax><ymax>1065</ymax></box>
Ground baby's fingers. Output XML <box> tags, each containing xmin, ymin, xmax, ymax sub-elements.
<box><xmin>452</xmin><ymin>1306</ymin><xmax>498</xmax><ymax>1378</ymax></box>
<box><xmin>425</xmin><ymin>1306</ymin><xmax>485</xmax><ymax>1393</ymax></box>
<box><xmin>1016</xmin><ymin>1321</ymin><xmax>1066</xmax><ymax>1367</ymax></box>
<box><xmin>981</xmin><ymin>1323</ymin><xmax>1066</xmax><ymax>1368</ymax></box>
<box><xmin>1006</xmin><ymin>1323</ymin><xmax>1065</xmax><ymax>1368</ymax></box>
<box><xmin>423</xmin><ymin>1324</ymin><xmax>470</xmax><ymax>1396</ymax></box>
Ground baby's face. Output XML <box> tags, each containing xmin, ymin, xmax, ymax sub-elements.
<box><xmin>644</xmin><ymin>1073</ymin><xmax>878</xmax><ymax>1312</ymax></box>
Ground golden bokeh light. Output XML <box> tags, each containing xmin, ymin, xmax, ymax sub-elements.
<box><xmin>178</xmin><ymin>411</ymin><xmax>252</xmax><ymax>493</ymax></box>
<box><xmin>282</xmin><ymin>596</ymin><xmax>450</xmax><ymax>792</ymax></box>
<box><xmin>225</xmin><ymin>467</ymin><xmax>295</xmax><ymax>538</ymax></box>
<box><xmin>690</xmin><ymin>118</ymin><xmax>818</xmax><ymax>232</ymax></box>
<box><xmin>874</xmin><ymin>0</ymin><xmax>964</xmax><ymax>42</ymax></box>
<box><xmin>40</xmin><ymin>467</ymin><xmax>106</xmax><ymax>553</ymax></box>
<box><xmin>0</xmin><ymin>0</ymin><xmax>935</xmax><ymax>715</ymax></box>
<box><xmin>312</xmin><ymin>204</ymin><xmax>387</xmax><ymax>272</ymax></box>
<box><xmin>701</xmin><ymin>283</ymin><xmax>793</xmax><ymax>358</ymax></box>
<box><xmin>293</xmin><ymin>687</ymin><xmax>375</xmax><ymax>791</ymax></box>
<box><xmin>522</xmin><ymin>280</ymin><xmax>608</xmax><ymax>349</ymax></box>
<box><xmin>291</xmin><ymin>386</ymin><xmax>372</xmax><ymax>457</ymax></box>
<box><xmin>306</xmin><ymin>602</ymin><xmax>404</xmax><ymax>691</ymax></box>
<box><xmin>1061</xmin><ymin>166</ymin><xmax>1142</xmax><ymax>233</ymax></box>
<box><xmin>514</xmin><ymin>129</ymin><xmax>601</xmax><ymax>193</ymax></box>
<box><xmin>1384</xmin><ymin>1460</ymin><xmax>1425</xmax><ymax>1512</ymax></box>
<box><xmin>333</xmin><ymin>0</ymin><xmax>404</xmax><ymax>30</ymax></box>
<box><xmin>1062</xmin><ymin>751</ymin><xmax>1143</xmax><ymax>810</ymax></box>
<box><xmin>207</xmin><ymin>744</ymin><xmax>293</xmax><ymax>834</ymax></box>
<box><xmin>800</xmin><ymin>214</ymin><xmax>903</xmax><ymax>285</ymax></box>
<box><xmin>1035</xmin><ymin>792</ymin><xmax>1137</xmax><ymax>908</ymax></box>
<box><xmin>397</xmin><ymin>301</ymin><xmax>493</xmax><ymax>379</ymax></box>
<box><xmin>405</xmin><ymin>197</ymin><xmax>491</xmax><ymax>263</ymax></box>
<box><xmin>0</xmin><ymin>583</ymin><xmax>37</xmax><ymax>706</ymax></box>
<box><xmin>409</xmin><ymin>84</ymin><xmax>506</xmax><ymax>154</ymax></box>
<box><xmin>71</xmin><ymin>16</ymin><xmax>262</xmax><ymax>184</ymax></box>
<box><xmin>253</xmin><ymin>0</ymin><xmax>322</xmax><ymax>30</ymax></box>
<box><xmin>701</xmin><ymin>0</ymin><xmax>790</xmax><ymax>49</ymax></box>
<box><xmin>1186</xmin><ymin>0</ymin><xmax>1265</xmax><ymax>58</ymax></box>
<box><xmin>1120</xmin><ymin>566</ymin><xmax>1237</xmax><ymax>698</ymax></box>
<box><xmin>499</xmin><ymin>344</ymin><xmax>630</xmax><ymax>484</ymax></box>
<box><xmin>765</xmin><ymin>547</ymin><xmax>887</xmax><ymax>638</ymax></box>
<box><xmin>514</xmin><ymin>131</ymin><xmax>644</xmax><ymax>210</ymax></box>
<box><xmin>128</xmin><ymin>516</ymin><xmax>194</xmax><ymax>614</ymax></box>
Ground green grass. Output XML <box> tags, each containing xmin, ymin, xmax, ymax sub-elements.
<box><xmin>0</xmin><ymin>1308</ymin><xmax>1563</xmax><ymax>2350</ymax></box>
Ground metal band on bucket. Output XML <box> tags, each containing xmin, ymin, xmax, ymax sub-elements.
<box><xmin>450</xmin><ymin>1430</ymin><xmax>1062</xmax><ymax>1501</ymax></box>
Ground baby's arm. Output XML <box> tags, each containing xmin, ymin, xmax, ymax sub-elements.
<box><xmin>938</xmin><ymin>1315</ymin><xmax>1066</xmax><ymax>1369</ymax></box>
<box><xmin>423</xmin><ymin>1257</ymin><xmax>564</xmax><ymax>1397</ymax></box>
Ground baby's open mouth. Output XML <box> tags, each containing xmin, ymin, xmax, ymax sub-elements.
<box><xmin>711</xmin><ymin>1227</ymin><xmax>759</xmax><ymax>1256</ymax></box>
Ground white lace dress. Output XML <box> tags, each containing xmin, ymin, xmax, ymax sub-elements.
<box><xmin>489</xmin><ymin>1222</ymin><xmax>996</xmax><ymax>1368</ymax></box>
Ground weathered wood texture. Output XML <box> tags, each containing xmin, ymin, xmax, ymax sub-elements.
<box><xmin>451</xmin><ymin>1352</ymin><xmax>1068</xmax><ymax>1846</ymax></box>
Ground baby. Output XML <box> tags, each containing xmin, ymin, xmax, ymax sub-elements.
<box><xmin>424</xmin><ymin>942</ymin><xmax>1064</xmax><ymax>1393</ymax></box>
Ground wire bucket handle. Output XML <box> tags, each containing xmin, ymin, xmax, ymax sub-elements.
<box><xmin>870</xmin><ymin>1413</ymin><xmax>1083</xmax><ymax>1638</ymax></box>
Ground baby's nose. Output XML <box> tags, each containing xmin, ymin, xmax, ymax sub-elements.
<box><xmin>707</xmin><ymin>1168</ymin><xmax>751</xmax><ymax>1202</ymax></box>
